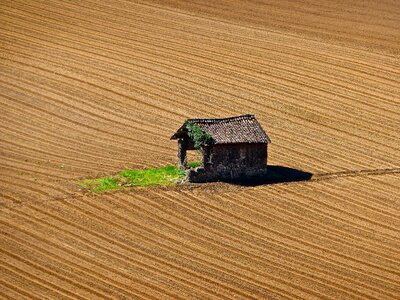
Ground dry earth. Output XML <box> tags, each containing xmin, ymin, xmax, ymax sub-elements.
<box><xmin>1</xmin><ymin>0</ymin><xmax>400</xmax><ymax>299</ymax></box>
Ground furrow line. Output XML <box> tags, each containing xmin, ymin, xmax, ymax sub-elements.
<box><xmin>0</xmin><ymin>136</ymin><xmax>119</xmax><ymax>174</ymax></box>
<box><xmin>0</xmin><ymin>233</ymin><xmax>156</xmax><ymax>300</ymax></box>
<box><xmin>32</xmin><ymin>0</ymin><xmax>400</xmax><ymax>72</ymax></box>
<box><xmin>0</xmin><ymin>178</ymin><xmax>51</xmax><ymax>199</ymax></box>
<box><xmin>0</xmin><ymin>163</ymin><xmax>69</xmax><ymax>181</ymax></box>
<box><xmin>0</xmin><ymin>50</ymin><xmax>225</xmax><ymax>133</ymax></box>
<box><xmin>263</xmin><ymin>184</ymin><xmax>400</xmax><ymax>241</ymax></box>
<box><xmin>298</xmin><ymin>183</ymin><xmax>400</xmax><ymax>233</ymax></box>
<box><xmin>5</xmin><ymin>35</ymin><xmax>396</xmax><ymax>144</ymax></box>
<box><xmin>0</xmin><ymin>173</ymin><xmax>71</xmax><ymax>199</ymax></box>
<box><xmin>2</xmin><ymin>20</ymin><xmax>396</xmax><ymax>164</ymax></box>
<box><xmin>0</xmin><ymin>283</ymin><xmax>31</xmax><ymax>300</ymax></box>
<box><xmin>252</xmin><ymin>182</ymin><xmax>400</xmax><ymax>235</ymax></box>
<box><xmin>129</xmin><ymin>191</ymin><xmax>398</xmax><ymax>298</ymax></box>
<box><xmin>176</xmin><ymin>190</ymin><xmax>399</xmax><ymax>281</ymax></box>
<box><xmin>0</xmin><ymin>103</ymin><xmax>146</xmax><ymax>165</ymax></box>
<box><xmin>57</xmin><ymin>199</ymin><xmax>299</xmax><ymax>299</ymax></box>
<box><xmin>0</xmin><ymin>248</ymin><xmax>111</xmax><ymax>299</ymax></box>
<box><xmin>0</xmin><ymin>91</ymin><xmax>153</xmax><ymax>156</ymax></box>
<box><xmin>0</xmin><ymin>53</ymin><xmax>177</xmax><ymax>138</ymax></box>
<box><xmin>0</xmin><ymin>45</ymin><xmax>394</xmax><ymax>171</ymax></box>
<box><xmin>54</xmin><ymin>196</ymin><xmax>312</xmax><ymax>299</ymax></box>
<box><xmin>0</xmin><ymin>260</ymin><xmax>83</xmax><ymax>300</ymax></box>
<box><xmin>236</xmin><ymin>191</ymin><xmax>400</xmax><ymax>257</ymax></box>
<box><xmin>0</xmin><ymin>120</ymin><xmax>132</xmax><ymax>169</ymax></box>
<box><xmin>132</xmin><ymin>0</ymin><xmax>399</xmax><ymax>54</ymax></box>
<box><xmin>0</xmin><ymin>45</ymin><xmax>378</xmax><ymax>171</ymax></box>
<box><xmin>245</xmin><ymin>187</ymin><xmax>400</xmax><ymax>248</ymax></box>
<box><xmin>0</xmin><ymin>83</ymin><xmax>173</xmax><ymax>158</ymax></box>
<box><xmin>322</xmin><ymin>180</ymin><xmax>400</xmax><ymax>218</ymax></box>
<box><xmin>105</xmin><ymin>192</ymin><xmax>395</xmax><ymax>298</ymax></box>
<box><xmin>0</xmin><ymin>77</ymin><xmax>174</xmax><ymax>153</ymax></box>
<box><xmin>3</xmin><ymin>11</ymin><xmax>400</xmax><ymax>122</ymax></box>
<box><xmin>0</xmin><ymin>218</ymin><xmax>178</xmax><ymax>300</ymax></box>
<box><xmin>353</xmin><ymin>177</ymin><xmax>400</xmax><ymax>207</ymax></box>
<box><xmin>0</xmin><ymin>145</ymin><xmax>100</xmax><ymax>176</ymax></box>
<box><xmin>0</xmin><ymin>278</ymin><xmax>45</xmax><ymax>300</ymax></box>
<box><xmin>31</xmin><ymin>0</ymin><xmax>400</xmax><ymax>95</ymax></box>
<box><xmin>86</xmin><ymin>194</ymin><xmax>355</xmax><ymax>299</ymax></box>
<box><xmin>15</xmin><ymin>205</ymin><xmax>257</xmax><ymax>300</ymax></box>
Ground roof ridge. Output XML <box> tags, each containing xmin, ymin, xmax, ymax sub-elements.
<box><xmin>171</xmin><ymin>114</ymin><xmax>270</xmax><ymax>143</ymax></box>
<box><xmin>188</xmin><ymin>114</ymin><xmax>255</xmax><ymax>124</ymax></box>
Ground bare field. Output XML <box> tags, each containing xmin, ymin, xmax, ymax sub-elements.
<box><xmin>0</xmin><ymin>0</ymin><xmax>399</xmax><ymax>298</ymax></box>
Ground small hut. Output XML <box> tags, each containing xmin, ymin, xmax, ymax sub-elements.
<box><xmin>171</xmin><ymin>114</ymin><xmax>271</xmax><ymax>182</ymax></box>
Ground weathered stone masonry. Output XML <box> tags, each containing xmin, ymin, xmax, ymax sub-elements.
<box><xmin>187</xmin><ymin>143</ymin><xmax>268</xmax><ymax>182</ymax></box>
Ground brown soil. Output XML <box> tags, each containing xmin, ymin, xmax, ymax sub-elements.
<box><xmin>1</xmin><ymin>0</ymin><xmax>399</xmax><ymax>298</ymax></box>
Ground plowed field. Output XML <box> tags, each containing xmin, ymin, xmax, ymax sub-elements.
<box><xmin>1</xmin><ymin>0</ymin><xmax>399</xmax><ymax>299</ymax></box>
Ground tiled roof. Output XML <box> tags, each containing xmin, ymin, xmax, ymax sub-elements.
<box><xmin>171</xmin><ymin>114</ymin><xmax>271</xmax><ymax>144</ymax></box>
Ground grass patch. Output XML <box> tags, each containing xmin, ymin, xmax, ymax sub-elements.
<box><xmin>80</xmin><ymin>177</ymin><xmax>119</xmax><ymax>193</ymax></box>
<box><xmin>119</xmin><ymin>165</ymin><xmax>186</xmax><ymax>187</ymax></box>
<box><xmin>187</xmin><ymin>161</ymin><xmax>201</xmax><ymax>168</ymax></box>
<box><xmin>80</xmin><ymin>164</ymin><xmax>201</xmax><ymax>193</ymax></box>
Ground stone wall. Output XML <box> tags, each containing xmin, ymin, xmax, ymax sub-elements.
<box><xmin>187</xmin><ymin>143</ymin><xmax>268</xmax><ymax>182</ymax></box>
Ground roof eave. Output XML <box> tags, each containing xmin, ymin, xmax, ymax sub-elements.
<box><xmin>170</xmin><ymin>124</ymin><xmax>187</xmax><ymax>140</ymax></box>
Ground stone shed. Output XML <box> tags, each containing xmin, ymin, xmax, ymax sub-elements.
<box><xmin>171</xmin><ymin>114</ymin><xmax>271</xmax><ymax>182</ymax></box>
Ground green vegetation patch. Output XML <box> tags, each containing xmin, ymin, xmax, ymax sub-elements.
<box><xmin>80</xmin><ymin>177</ymin><xmax>119</xmax><ymax>193</ymax></box>
<box><xmin>80</xmin><ymin>163</ymin><xmax>200</xmax><ymax>193</ymax></box>
<box><xmin>187</xmin><ymin>161</ymin><xmax>202</xmax><ymax>168</ymax></box>
<box><xmin>185</xmin><ymin>120</ymin><xmax>213</xmax><ymax>149</ymax></box>
<box><xmin>119</xmin><ymin>165</ymin><xmax>186</xmax><ymax>187</ymax></box>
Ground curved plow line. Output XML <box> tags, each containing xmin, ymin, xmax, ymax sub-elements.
<box><xmin>0</xmin><ymin>76</ymin><xmax>173</xmax><ymax>153</ymax></box>
<box><xmin>150</xmin><ymin>191</ymin><xmax>396</xmax><ymax>298</ymax></box>
<box><xmin>235</xmin><ymin>191</ymin><xmax>400</xmax><ymax>258</ymax></box>
<box><xmin>2</xmin><ymin>22</ymin><xmax>396</xmax><ymax>165</ymax></box>
<box><xmin>0</xmin><ymin>247</ymin><xmax>110</xmax><ymax>299</ymax></box>
<box><xmin>320</xmin><ymin>180</ymin><xmax>400</xmax><ymax>218</ymax></box>
<box><xmin>57</xmin><ymin>199</ymin><xmax>291</xmax><ymax>299</ymax></box>
<box><xmin>16</xmin><ymin>204</ymin><xmax>253</xmax><ymax>300</ymax></box>
<box><xmin>2</xmin><ymin>11</ymin><xmax>396</xmax><ymax>122</ymax></box>
<box><xmin>275</xmin><ymin>181</ymin><xmax>400</xmax><ymax>234</ymax></box>
<box><xmin>4</xmin><ymin>8</ymin><xmax>398</xmax><ymax>125</ymax></box>
<box><xmin>0</xmin><ymin>80</ymin><xmax>170</xmax><ymax>162</ymax></box>
<box><xmin>249</xmin><ymin>187</ymin><xmax>400</xmax><ymax>244</ymax></box>
<box><xmin>114</xmin><ymin>191</ymin><xmax>395</xmax><ymax>298</ymax></box>
<box><xmin>3</xmin><ymin>14</ymin><xmax>398</xmax><ymax>126</ymax></box>
<box><xmin>30</xmin><ymin>0</ymin><xmax>400</xmax><ymax>72</ymax></box>
<box><xmin>0</xmin><ymin>50</ymin><xmax>178</xmax><ymax>138</ymax></box>
<box><xmin>133</xmin><ymin>0</ymin><xmax>400</xmax><ymax>56</ymax></box>
<box><xmin>0</xmin><ymin>48</ymin><xmax>382</xmax><ymax>169</ymax></box>
<box><xmin>6</xmin><ymin>3</ymin><xmax>399</xmax><ymax>107</ymax></box>
<box><xmin>175</xmin><ymin>189</ymin><xmax>400</xmax><ymax>283</ymax></box>
<box><xmin>0</xmin><ymin>233</ymin><xmax>157</xmax><ymax>300</ymax></box>
<box><xmin>0</xmin><ymin>212</ymin><xmax>196</xmax><ymax>300</ymax></box>
<box><xmin>59</xmin><ymin>194</ymin><xmax>309</xmax><ymax>299</ymax></box>
<box><xmin>0</xmin><ymin>260</ymin><xmax>85</xmax><ymax>300</ymax></box>
<box><xmin>1</xmin><ymin>52</ymin><xmax>392</xmax><ymax>170</ymax></box>
<box><xmin>0</xmin><ymin>92</ymin><xmax>163</xmax><ymax>160</ymax></box>
<box><xmin>0</xmin><ymin>278</ymin><xmax>46</xmax><ymax>300</ymax></box>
